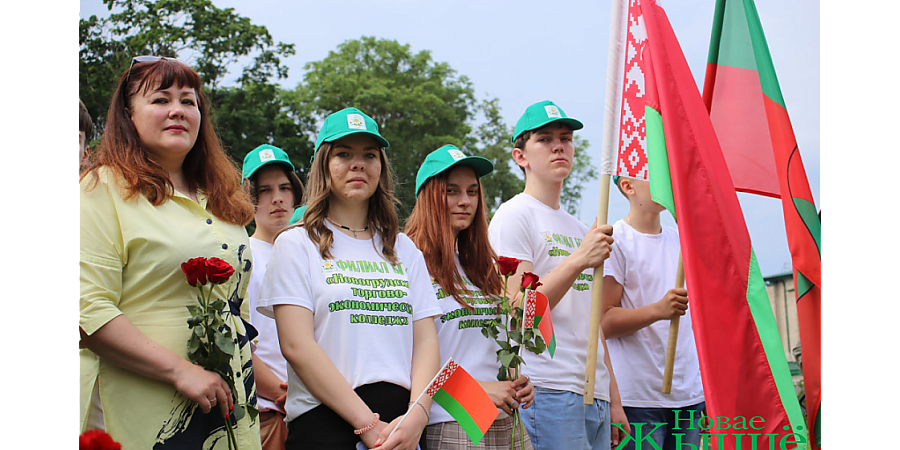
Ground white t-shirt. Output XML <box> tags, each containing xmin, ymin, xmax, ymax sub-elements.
<box><xmin>256</xmin><ymin>223</ymin><xmax>442</xmax><ymax>421</ymax></box>
<box><xmin>428</xmin><ymin>258</ymin><xmax>506</xmax><ymax>425</ymax></box>
<box><xmin>488</xmin><ymin>193</ymin><xmax>610</xmax><ymax>401</ymax></box>
<box><xmin>603</xmin><ymin>220</ymin><xmax>704</xmax><ymax>407</ymax></box>
<box><xmin>247</xmin><ymin>237</ymin><xmax>288</xmax><ymax>413</ymax></box>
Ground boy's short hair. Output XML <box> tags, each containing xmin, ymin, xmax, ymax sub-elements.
<box><xmin>79</xmin><ymin>99</ymin><xmax>93</xmax><ymax>141</ymax></box>
<box><xmin>247</xmin><ymin>164</ymin><xmax>304</xmax><ymax>209</ymax></box>
<box><xmin>613</xmin><ymin>175</ymin><xmax>627</xmax><ymax>197</ymax></box>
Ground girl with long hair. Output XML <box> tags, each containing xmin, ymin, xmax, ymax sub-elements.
<box><xmin>404</xmin><ymin>145</ymin><xmax>535</xmax><ymax>449</ymax></box>
<box><xmin>257</xmin><ymin>108</ymin><xmax>441</xmax><ymax>450</ymax></box>
<box><xmin>79</xmin><ymin>56</ymin><xmax>260</xmax><ymax>449</ymax></box>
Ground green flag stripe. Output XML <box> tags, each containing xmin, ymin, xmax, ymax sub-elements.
<box><xmin>742</xmin><ymin>0</ymin><xmax>787</xmax><ymax>108</ymax></box>
<box><xmin>746</xmin><ymin>249</ymin><xmax>807</xmax><ymax>439</ymax></box>
<box><xmin>795</xmin><ymin>270</ymin><xmax>814</xmax><ymax>299</ymax></box>
<box><xmin>709</xmin><ymin>0</ymin><xmax>758</xmax><ymax>71</ymax></box>
<box><xmin>432</xmin><ymin>389</ymin><xmax>486</xmax><ymax>445</ymax></box>
<box><xmin>792</xmin><ymin>197</ymin><xmax>821</xmax><ymax>256</ymax></box>
<box><xmin>645</xmin><ymin>106</ymin><xmax>676</xmax><ymax>219</ymax></box>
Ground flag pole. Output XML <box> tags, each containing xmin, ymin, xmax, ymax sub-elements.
<box><xmin>661</xmin><ymin>253</ymin><xmax>685</xmax><ymax>394</ymax></box>
<box><xmin>583</xmin><ymin>175</ymin><xmax>611</xmax><ymax>405</ymax></box>
<box><xmin>585</xmin><ymin>0</ymin><xmax>625</xmax><ymax>405</ymax></box>
<box><xmin>384</xmin><ymin>358</ymin><xmax>453</xmax><ymax>443</ymax></box>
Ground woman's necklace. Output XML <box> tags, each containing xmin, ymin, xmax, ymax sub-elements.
<box><xmin>327</xmin><ymin>217</ymin><xmax>369</xmax><ymax>239</ymax></box>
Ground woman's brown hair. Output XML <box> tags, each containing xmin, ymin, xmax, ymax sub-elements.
<box><xmin>80</xmin><ymin>58</ymin><xmax>254</xmax><ymax>226</ymax></box>
<box><xmin>404</xmin><ymin>168</ymin><xmax>502</xmax><ymax>308</ymax></box>
<box><xmin>289</xmin><ymin>140</ymin><xmax>400</xmax><ymax>264</ymax></box>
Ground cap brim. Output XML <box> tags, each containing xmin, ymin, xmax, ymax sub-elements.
<box><xmin>322</xmin><ymin>129</ymin><xmax>390</xmax><ymax>150</ymax></box>
<box><xmin>243</xmin><ymin>159</ymin><xmax>294</xmax><ymax>179</ymax></box>
<box><xmin>451</xmin><ymin>156</ymin><xmax>494</xmax><ymax>178</ymax></box>
<box><xmin>512</xmin><ymin>117</ymin><xmax>585</xmax><ymax>143</ymax></box>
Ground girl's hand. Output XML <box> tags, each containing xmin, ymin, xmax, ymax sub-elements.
<box><xmin>481</xmin><ymin>380</ymin><xmax>518</xmax><ymax>415</ymax></box>
<box><xmin>511</xmin><ymin>374</ymin><xmax>534</xmax><ymax>409</ymax></box>
<box><xmin>373</xmin><ymin>405</ymin><xmax>428</xmax><ymax>450</ymax></box>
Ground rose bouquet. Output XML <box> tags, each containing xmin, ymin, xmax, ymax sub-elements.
<box><xmin>481</xmin><ymin>256</ymin><xmax>549</xmax><ymax>450</ymax></box>
<box><xmin>181</xmin><ymin>256</ymin><xmax>256</xmax><ymax>450</ymax></box>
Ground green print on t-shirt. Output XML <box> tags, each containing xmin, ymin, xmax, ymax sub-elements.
<box><xmin>324</xmin><ymin>259</ymin><xmax>412</xmax><ymax>327</ymax></box>
<box><xmin>333</xmin><ymin>259</ymin><xmax>404</xmax><ymax>275</ymax></box>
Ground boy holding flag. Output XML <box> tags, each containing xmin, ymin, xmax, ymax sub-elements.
<box><xmin>488</xmin><ymin>100</ymin><xmax>628</xmax><ymax>450</ymax></box>
<box><xmin>600</xmin><ymin>176</ymin><xmax>705</xmax><ymax>450</ymax></box>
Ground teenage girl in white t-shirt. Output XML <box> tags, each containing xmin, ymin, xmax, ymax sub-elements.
<box><xmin>404</xmin><ymin>145</ymin><xmax>535</xmax><ymax>449</ymax></box>
<box><xmin>257</xmin><ymin>108</ymin><xmax>442</xmax><ymax>450</ymax></box>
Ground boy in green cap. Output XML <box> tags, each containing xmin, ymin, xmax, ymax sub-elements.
<box><xmin>488</xmin><ymin>100</ymin><xmax>629</xmax><ymax>450</ymax></box>
<box><xmin>242</xmin><ymin>144</ymin><xmax>304</xmax><ymax>450</ymax></box>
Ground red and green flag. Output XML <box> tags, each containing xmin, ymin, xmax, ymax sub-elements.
<box><xmin>703</xmin><ymin>1</ymin><xmax>821</xmax><ymax>446</ymax></box>
<box><xmin>426</xmin><ymin>359</ymin><xmax>498</xmax><ymax>445</ymax></box>
<box><xmin>602</xmin><ymin>0</ymin><xmax>808</xmax><ymax>448</ymax></box>
<box><xmin>525</xmin><ymin>290</ymin><xmax>556</xmax><ymax>358</ymax></box>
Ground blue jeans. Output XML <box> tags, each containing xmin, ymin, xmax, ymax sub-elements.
<box><xmin>619</xmin><ymin>402</ymin><xmax>706</xmax><ymax>450</ymax></box>
<box><xmin>520</xmin><ymin>387</ymin><xmax>611</xmax><ymax>450</ymax></box>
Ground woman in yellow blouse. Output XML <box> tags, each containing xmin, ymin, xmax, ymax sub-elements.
<box><xmin>79</xmin><ymin>56</ymin><xmax>261</xmax><ymax>449</ymax></box>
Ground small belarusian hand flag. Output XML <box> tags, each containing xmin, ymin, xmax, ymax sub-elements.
<box><xmin>523</xmin><ymin>289</ymin><xmax>537</xmax><ymax>329</ymax></box>
<box><xmin>426</xmin><ymin>359</ymin><xmax>498</xmax><ymax>445</ymax></box>
<box><xmin>530</xmin><ymin>291</ymin><xmax>555</xmax><ymax>358</ymax></box>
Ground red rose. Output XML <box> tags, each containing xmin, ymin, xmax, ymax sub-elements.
<box><xmin>206</xmin><ymin>257</ymin><xmax>235</xmax><ymax>284</ymax></box>
<box><xmin>79</xmin><ymin>429</ymin><xmax>122</xmax><ymax>450</ymax></box>
<box><xmin>520</xmin><ymin>272</ymin><xmax>542</xmax><ymax>292</ymax></box>
<box><xmin>497</xmin><ymin>256</ymin><xmax>522</xmax><ymax>277</ymax></box>
<box><xmin>181</xmin><ymin>257</ymin><xmax>208</xmax><ymax>287</ymax></box>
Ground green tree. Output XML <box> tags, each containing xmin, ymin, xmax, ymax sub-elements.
<box><xmin>562</xmin><ymin>136</ymin><xmax>599</xmax><ymax>215</ymax></box>
<box><xmin>79</xmin><ymin>0</ymin><xmax>297</xmax><ymax>163</ymax></box>
<box><xmin>292</xmin><ymin>36</ymin><xmax>480</xmax><ymax>219</ymax></box>
<box><xmin>468</xmin><ymin>98</ymin><xmax>524</xmax><ymax>216</ymax></box>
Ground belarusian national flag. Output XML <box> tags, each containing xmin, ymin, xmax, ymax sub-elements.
<box><xmin>703</xmin><ymin>1</ymin><xmax>821</xmax><ymax>446</ymax></box>
<box><xmin>426</xmin><ymin>359</ymin><xmax>498</xmax><ymax>445</ymax></box>
<box><xmin>603</xmin><ymin>0</ymin><xmax>807</xmax><ymax>448</ymax></box>
<box><xmin>529</xmin><ymin>291</ymin><xmax>555</xmax><ymax>358</ymax></box>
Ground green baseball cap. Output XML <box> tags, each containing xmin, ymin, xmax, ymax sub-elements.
<box><xmin>415</xmin><ymin>145</ymin><xmax>493</xmax><ymax>195</ymax></box>
<box><xmin>312</xmin><ymin>107</ymin><xmax>390</xmax><ymax>162</ymax></box>
<box><xmin>242</xmin><ymin>144</ymin><xmax>295</xmax><ymax>179</ymax></box>
<box><xmin>511</xmin><ymin>100</ymin><xmax>584</xmax><ymax>143</ymax></box>
<box><xmin>289</xmin><ymin>205</ymin><xmax>308</xmax><ymax>225</ymax></box>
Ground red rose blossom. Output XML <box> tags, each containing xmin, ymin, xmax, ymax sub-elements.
<box><xmin>79</xmin><ymin>429</ymin><xmax>122</xmax><ymax>450</ymax></box>
<box><xmin>497</xmin><ymin>256</ymin><xmax>522</xmax><ymax>277</ymax></box>
<box><xmin>206</xmin><ymin>257</ymin><xmax>235</xmax><ymax>284</ymax></box>
<box><xmin>181</xmin><ymin>257</ymin><xmax>208</xmax><ymax>287</ymax></box>
<box><xmin>520</xmin><ymin>272</ymin><xmax>542</xmax><ymax>292</ymax></box>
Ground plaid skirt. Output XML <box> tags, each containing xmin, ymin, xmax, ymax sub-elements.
<box><xmin>423</xmin><ymin>414</ymin><xmax>533</xmax><ymax>450</ymax></box>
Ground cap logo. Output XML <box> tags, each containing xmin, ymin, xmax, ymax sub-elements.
<box><xmin>544</xmin><ymin>105</ymin><xmax>562</xmax><ymax>118</ymax></box>
<box><xmin>447</xmin><ymin>149</ymin><xmax>466</xmax><ymax>161</ymax></box>
<box><xmin>347</xmin><ymin>114</ymin><xmax>366</xmax><ymax>130</ymax></box>
<box><xmin>258</xmin><ymin>149</ymin><xmax>276</xmax><ymax>162</ymax></box>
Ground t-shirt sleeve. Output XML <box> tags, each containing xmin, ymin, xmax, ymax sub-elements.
<box><xmin>488</xmin><ymin>206</ymin><xmax>534</xmax><ymax>263</ymax></box>
<box><xmin>257</xmin><ymin>229</ymin><xmax>314</xmax><ymax>318</ymax></box>
<box><xmin>80</xmin><ymin>172</ymin><xmax>126</xmax><ymax>336</ymax></box>
<box><xmin>401</xmin><ymin>237</ymin><xmax>443</xmax><ymax>322</ymax></box>
<box><xmin>603</xmin><ymin>225</ymin><xmax>626</xmax><ymax>285</ymax></box>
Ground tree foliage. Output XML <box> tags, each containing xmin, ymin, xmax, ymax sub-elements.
<box><xmin>292</xmin><ymin>36</ymin><xmax>480</xmax><ymax>218</ymax></box>
<box><xmin>79</xmin><ymin>0</ymin><xmax>298</xmax><ymax>164</ymax></box>
<box><xmin>80</xmin><ymin>9</ymin><xmax>598</xmax><ymax>220</ymax></box>
<box><xmin>562</xmin><ymin>136</ymin><xmax>599</xmax><ymax>215</ymax></box>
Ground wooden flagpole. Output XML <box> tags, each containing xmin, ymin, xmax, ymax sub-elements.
<box><xmin>584</xmin><ymin>0</ymin><xmax>625</xmax><ymax>405</ymax></box>
<box><xmin>661</xmin><ymin>253</ymin><xmax>684</xmax><ymax>394</ymax></box>
<box><xmin>583</xmin><ymin>174</ymin><xmax>611</xmax><ymax>404</ymax></box>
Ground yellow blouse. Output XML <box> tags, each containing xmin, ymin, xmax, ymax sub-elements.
<box><xmin>80</xmin><ymin>168</ymin><xmax>260</xmax><ymax>449</ymax></box>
